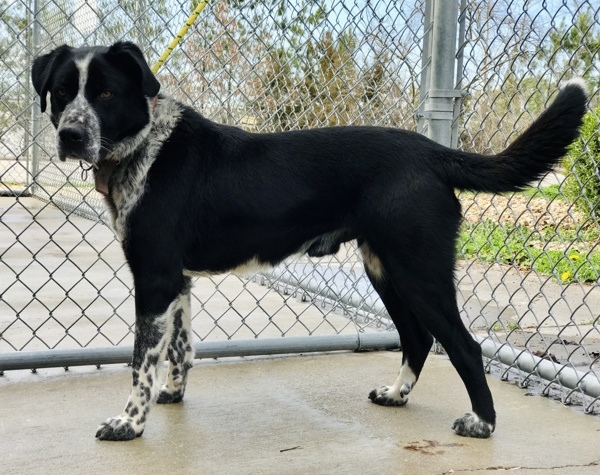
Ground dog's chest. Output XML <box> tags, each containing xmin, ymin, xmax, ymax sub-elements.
<box><xmin>109</xmin><ymin>153</ymin><xmax>154</xmax><ymax>240</ymax></box>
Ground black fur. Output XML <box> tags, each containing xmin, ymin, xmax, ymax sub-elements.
<box><xmin>32</xmin><ymin>43</ymin><xmax>587</xmax><ymax>441</ymax></box>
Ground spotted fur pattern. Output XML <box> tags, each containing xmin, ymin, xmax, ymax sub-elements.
<box><xmin>93</xmin><ymin>98</ymin><xmax>187</xmax><ymax>439</ymax></box>
<box><xmin>108</xmin><ymin>97</ymin><xmax>182</xmax><ymax>240</ymax></box>
<box><xmin>452</xmin><ymin>412</ymin><xmax>495</xmax><ymax>438</ymax></box>
<box><xmin>95</xmin><ymin>283</ymin><xmax>193</xmax><ymax>440</ymax></box>
<box><xmin>157</xmin><ymin>282</ymin><xmax>194</xmax><ymax>404</ymax></box>
<box><xmin>56</xmin><ymin>55</ymin><xmax>102</xmax><ymax>163</ymax></box>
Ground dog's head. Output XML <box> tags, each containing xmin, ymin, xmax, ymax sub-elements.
<box><xmin>32</xmin><ymin>42</ymin><xmax>160</xmax><ymax>164</ymax></box>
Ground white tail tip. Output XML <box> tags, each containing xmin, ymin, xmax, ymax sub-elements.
<box><xmin>563</xmin><ymin>77</ymin><xmax>588</xmax><ymax>96</ymax></box>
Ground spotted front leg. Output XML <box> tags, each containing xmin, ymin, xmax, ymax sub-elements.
<box><xmin>96</xmin><ymin>282</ymin><xmax>190</xmax><ymax>441</ymax></box>
<box><xmin>157</xmin><ymin>284</ymin><xmax>194</xmax><ymax>404</ymax></box>
<box><xmin>95</xmin><ymin>352</ymin><xmax>161</xmax><ymax>440</ymax></box>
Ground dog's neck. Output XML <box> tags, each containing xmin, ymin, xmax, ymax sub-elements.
<box><xmin>93</xmin><ymin>95</ymin><xmax>159</xmax><ymax>196</ymax></box>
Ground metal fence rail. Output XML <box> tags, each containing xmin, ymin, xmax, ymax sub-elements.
<box><xmin>1</xmin><ymin>0</ymin><xmax>599</xmax><ymax>413</ymax></box>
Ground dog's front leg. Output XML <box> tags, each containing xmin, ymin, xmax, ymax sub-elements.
<box><xmin>96</xmin><ymin>274</ymin><xmax>189</xmax><ymax>441</ymax></box>
<box><xmin>95</xmin><ymin>313</ymin><xmax>169</xmax><ymax>440</ymax></box>
<box><xmin>157</xmin><ymin>278</ymin><xmax>194</xmax><ymax>404</ymax></box>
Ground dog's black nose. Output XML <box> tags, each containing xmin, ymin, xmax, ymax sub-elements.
<box><xmin>59</xmin><ymin>127</ymin><xmax>85</xmax><ymax>144</ymax></box>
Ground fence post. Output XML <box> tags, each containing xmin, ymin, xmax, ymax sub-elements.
<box><xmin>451</xmin><ymin>0</ymin><xmax>467</xmax><ymax>149</ymax></box>
<box><xmin>30</xmin><ymin>0</ymin><xmax>42</xmax><ymax>194</ymax></box>
<box><xmin>417</xmin><ymin>0</ymin><xmax>432</xmax><ymax>135</ymax></box>
<box><xmin>422</xmin><ymin>0</ymin><xmax>460</xmax><ymax>148</ymax></box>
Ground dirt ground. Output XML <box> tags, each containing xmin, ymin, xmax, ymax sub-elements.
<box><xmin>460</xmin><ymin>192</ymin><xmax>585</xmax><ymax>230</ymax></box>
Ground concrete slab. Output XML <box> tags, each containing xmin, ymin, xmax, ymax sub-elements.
<box><xmin>1</xmin><ymin>351</ymin><xmax>599</xmax><ymax>474</ymax></box>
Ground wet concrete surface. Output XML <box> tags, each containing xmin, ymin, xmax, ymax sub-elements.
<box><xmin>1</xmin><ymin>351</ymin><xmax>599</xmax><ymax>474</ymax></box>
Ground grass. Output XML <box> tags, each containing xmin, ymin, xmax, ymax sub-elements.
<box><xmin>491</xmin><ymin>322</ymin><xmax>520</xmax><ymax>332</ymax></box>
<box><xmin>1</xmin><ymin>181</ymin><xmax>26</xmax><ymax>187</ymax></box>
<box><xmin>463</xmin><ymin>184</ymin><xmax>565</xmax><ymax>201</ymax></box>
<box><xmin>458</xmin><ymin>219</ymin><xmax>600</xmax><ymax>284</ymax></box>
<box><xmin>580</xmin><ymin>318</ymin><xmax>600</xmax><ymax>326</ymax></box>
<box><xmin>519</xmin><ymin>184</ymin><xmax>563</xmax><ymax>200</ymax></box>
<box><xmin>458</xmin><ymin>184</ymin><xmax>600</xmax><ymax>284</ymax></box>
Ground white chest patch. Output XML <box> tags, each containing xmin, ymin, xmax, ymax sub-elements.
<box><xmin>183</xmin><ymin>257</ymin><xmax>270</xmax><ymax>279</ymax></box>
<box><xmin>108</xmin><ymin>97</ymin><xmax>183</xmax><ymax>240</ymax></box>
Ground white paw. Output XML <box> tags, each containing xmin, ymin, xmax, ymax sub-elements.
<box><xmin>368</xmin><ymin>385</ymin><xmax>409</xmax><ymax>406</ymax></box>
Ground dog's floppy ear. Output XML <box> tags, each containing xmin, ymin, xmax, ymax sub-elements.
<box><xmin>108</xmin><ymin>41</ymin><xmax>161</xmax><ymax>97</ymax></box>
<box><xmin>31</xmin><ymin>44</ymin><xmax>71</xmax><ymax>112</ymax></box>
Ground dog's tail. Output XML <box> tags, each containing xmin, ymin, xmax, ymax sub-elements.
<box><xmin>437</xmin><ymin>78</ymin><xmax>588</xmax><ymax>193</ymax></box>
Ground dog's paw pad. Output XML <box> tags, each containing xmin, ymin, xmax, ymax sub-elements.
<box><xmin>368</xmin><ymin>386</ymin><xmax>408</xmax><ymax>407</ymax></box>
<box><xmin>452</xmin><ymin>413</ymin><xmax>495</xmax><ymax>438</ymax></box>
<box><xmin>95</xmin><ymin>416</ymin><xmax>142</xmax><ymax>441</ymax></box>
<box><xmin>156</xmin><ymin>389</ymin><xmax>184</xmax><ymax>404</ymax></box>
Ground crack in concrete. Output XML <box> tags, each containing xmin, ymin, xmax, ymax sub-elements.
<box><xmin>440</xmin><ymin>459</ymin><xmax>600</xmax><ymax>474</ymax></box>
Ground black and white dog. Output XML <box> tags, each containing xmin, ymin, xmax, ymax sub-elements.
<box><xmin>32</xmin><ymin>42</ymin><xmax>587</xmax><ymax>441</ymax></box>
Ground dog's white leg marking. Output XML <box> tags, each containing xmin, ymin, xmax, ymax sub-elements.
<box><xmin>157</xmin><ymin>286</ymin><xmax>194</xmax><ymax>404</ymax></box>
<box><xmin>359</xmin><ymin>243</ymin><xmax>385</xmax><ymax>281</ymax></box>
<box><xmin>369</xmin><ymin>363</ymin><xmax>416</xmax><ymax>406</ymax></box>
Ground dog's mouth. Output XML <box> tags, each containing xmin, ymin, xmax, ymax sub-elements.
<box><xmin>58</xmin><ymin>152</ymin><xmax>91</xmax><ymax>163</ymax></box>
<box><xmin>57</xmin><ymin>126</ymin><xmax>101</xmax><ymax>164</ymax></box>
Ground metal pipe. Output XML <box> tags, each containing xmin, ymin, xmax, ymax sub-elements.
<box><xmin>262</xmin><ymin>269</ymin><xmax>600</xmax><ymax>400</ymax></box>
<box><xmin>260</xmin><ymin>267</ymin><xmax>388</xmax><ymax>318</ymax></box>
<box><xmin>0</xmin><ymin>332</ymin><xmax>400</xmax><ymax>372</ymax></box>
<box><xmin>478</xmin><ymin>338</ymin><xmax>600</xmax><ymax>399</ymax></box>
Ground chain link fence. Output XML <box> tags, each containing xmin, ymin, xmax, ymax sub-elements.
<box><xmin>1</xmin><ymin>0</ymin><xmax>599</xmax><ymax>412</ymax></box>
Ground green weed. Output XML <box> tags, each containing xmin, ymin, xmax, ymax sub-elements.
<box><xmin>458</xmin><ymin>220</ymin><xmax>600</xmax><ymax>284</ymax></box>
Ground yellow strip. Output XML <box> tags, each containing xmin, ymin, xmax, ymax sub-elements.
<box><xmin>151</xmin><ymin>0</ymin><xmax>210</xmax><ymax>74</ymax></box>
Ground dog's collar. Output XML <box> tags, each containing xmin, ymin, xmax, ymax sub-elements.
<box><xmin>94</xmin><ymin>160</ymin><xmax>118</xmax><ymax>196</ymax></box>
<box><xmin>93</xmin><ymin>96</ymin><xmax>158</xmax><ymax>196</ymax></box>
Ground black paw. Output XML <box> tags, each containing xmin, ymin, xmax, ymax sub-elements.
<box><xmin>156</xmin><ymin>389</ymin><xmax>184</xmax><ymax>404</ymax></box>
<box><xmin>95</xmin><ymin>416</ymin><xmax>142</xmax><ymax>441</ymax></box>
<box><xmin>452</xmin><ymin>413</ymin><xmax>495</xmax><ymax>438</ymax></box>
<box><xmin>368</xmin><ymin>386</ymin><xmax>408</xmax><ymax>407</ymax></box>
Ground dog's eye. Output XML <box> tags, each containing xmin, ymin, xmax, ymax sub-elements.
<box><xmin>100</xmin><ymin>90</ymin><xmax>113</xmax><ymax>99</ymax></box>
<box><xmin>56</xmin><ymin>88</ymin><xmax>67</xmax><ymax>97</ymax></box>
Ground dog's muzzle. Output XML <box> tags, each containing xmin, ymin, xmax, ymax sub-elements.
<box><xmin>57</xmin><ymin>126</ymin><xmax>88</xmax><ymax>162</ymax></box>
<box><xmin>56</xmin><ymin>96</ymin><xmax>102</xmax><ymax>163</ymax></box>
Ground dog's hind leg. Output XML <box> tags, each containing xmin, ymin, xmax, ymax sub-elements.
<box><xmin>360</xmin><ymin>186</ymin><xmax>496</xmax><ymax>438</ymax></box>
<box><xmin>96</xmin><ymin>271</ymin><xmax>189</xmax><ymax>441</ymax></box>
<box><xmin>360</xmin><ymin>242</ymin><xmax>433</xmax><ymax>407</ymax></box>
<box><xmin>157</xmin><ymin>277</ymin><xmax>194</xmax><ymax>404</ymax></box>
<box><xmin>373</xmin><ymin>245</ymin><xmax>496</xmax><ymax>438</ymax></box>
<box><xmin>409</xmin><ymin>275</ymin><xmax>495</xmax><ymax>438</ymax></box>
